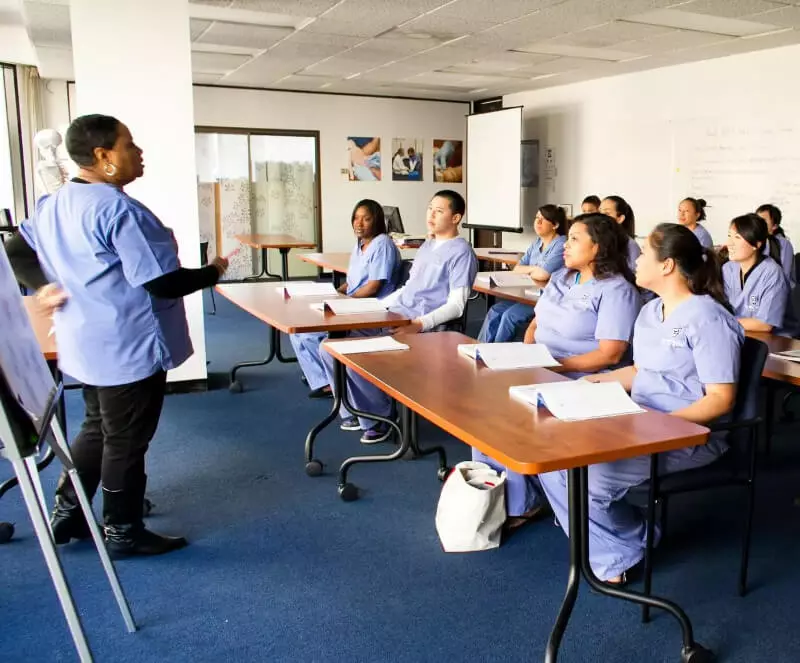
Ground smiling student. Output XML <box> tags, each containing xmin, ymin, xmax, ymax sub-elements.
<box><xmin>723</xmin><ymin>213</ymin><xmax>791</xmax><ymax>335</ymax></box>
<box><xmin>677</xmin><ymin>197</ymin><xmax>714</xmax><ymax>248</ymax></box>
<box><xmin>289</xmin><ymin>199</ymin><xmax>400</xmax><ymax>398</ymax></box>
<box><xmin>756</xmin><ymin>203</ymin><xmax>795</xmax><ymax>286</ymax></box>
<box><xmin>537</xmin><ymin>222</ymin><xmax>743</xmax><ymax>583</ymax></box>
<box><xmin>477</xmin><ymin>204</ymin><xmax>566</xmax><ymax>343</ymax></box>
<box><xmin>473</xmin><ymin>214</ymin><xmax>641</xmax><ymax>528</ymax></box>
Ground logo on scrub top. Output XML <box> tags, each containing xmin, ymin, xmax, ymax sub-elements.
<box><xmin>663</xmin><ymin>326</ymin><xmax>687</xmax><ymax>348</ymax></box>
<box><xmin>748</xmin><ymin>295</ymin><xmax>759</xmax><ymax>311</ymax></box>
<box><xmin>672</xmin><ymin>328</ymin><xmax>681</xmax><ymax>337</ymax></box>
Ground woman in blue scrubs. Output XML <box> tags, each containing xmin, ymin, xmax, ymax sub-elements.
<box><xmin>7</xmin><ymin>115</ymin><xmax>228</xmax><ymax>557</ymax></box>
<box><xmin>723</xmin><ymin>213</ymin><xmax>790</xmax><ymax>334</ymax></box>
<box><xmin>473</xmin><ymin>213</ymin><xmax>642</xmax><ymax>527</ymax></box>
<box><xmin>539</xmin><ymin>223</ymin><xmax>742</xmax><ymax>583</ymax></box>
<box><xmin>678</xmin><ymin>197</ymin><xmax>714</xmax><ymax>248</ymax></box>
<box><xmin>290</xmin><ymin>199</ymin><xmax>400</xmax><ymax>398</ymax></box>
<box><xmin>477</xmin><ymin>204</ymin><xmax>566</xmax><ymax>343</ymax></box>
<box><xmin>756</xmin><ymin>204</ymin><xmax>795</xmax><ymax>286</ymax></box>
<box><xmin>599</xmin><ymin>195</ymin><xmax>641</xmax><ymax>273</ymax></box>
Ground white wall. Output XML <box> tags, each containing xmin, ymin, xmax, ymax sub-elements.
<box><xmin>503</xmin><ymin>43</ymin><xmax>800</xmax><ymax>252</ymax></box>
<box><xmin>193</xmin><ymin>86</ymin><xmax>468</xmax><ymax>252</ymax></box>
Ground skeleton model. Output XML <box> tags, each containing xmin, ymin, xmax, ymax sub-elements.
<box><xmin>33</xmin><ymin>128</ymin><xmax>70</xmax><ymax>194</ymax></box>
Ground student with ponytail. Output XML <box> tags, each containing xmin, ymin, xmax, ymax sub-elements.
<box><xmin>678</xmin><ymin>197</ymin><xmax>714</xmax><ymax>249</ymax></box>
<box><xmin>723</xmin><ymin>213</ymin><xmax>792</xmax><ymax>334</ymax></box>
<box><xmin>536</xmin><ymin>223</ymin><xmax>743</xmax><ymax>583</ymax></box>
<box><xmin>756</xmin><ymin>204</ymin><xmax>795</xmax><ymax>286</ymax></box>
<box><xmin>600</xmin><ymin>195</ymin><xmax>640</xmax><ymax>272</ymax></box>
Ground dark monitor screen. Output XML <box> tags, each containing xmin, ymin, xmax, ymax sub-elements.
<box><xmin>383</xmin><ymin>206</ymin><xmax>404</xmax><ymax>234</ymax></box>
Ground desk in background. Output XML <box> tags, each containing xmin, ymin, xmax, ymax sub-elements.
<box><xmin>323</xmin><ymin>331</ymin><xmax>713</xmax><ymax>663</ymax></box>
<box><xmin>235</xmin><ymin>234</ymin><xmax>317</xmax><ymax>281</ymax></box>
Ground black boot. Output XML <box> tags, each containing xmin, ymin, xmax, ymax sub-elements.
<box><xmin>102</xmin><ymin>483</ymin><xmax>187</xmax><ymax>559</ymax></box>
<box><xmin>51</xmin><ymin>471</ymin><xmax>99</xmax><ymax>545</ymax></box>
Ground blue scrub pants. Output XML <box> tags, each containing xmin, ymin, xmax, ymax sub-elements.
<box><xmin>477</xmin><ymin>301</ymin><xmax>535</xmax><ymax>343</ymax></box>
<box><xmin>289</xmin><ymin>332</ymin><xmax>328</xmax><ymax>390</ymax></box>
<box><xmin>319</xmin><ymin>328</ymin><xmax>391</xmax><ymax>431</ymax></box>
<box><xmin>475</xmin><ymin>444</ymin><xmax>724</xmax><ymax>580</ymax></box>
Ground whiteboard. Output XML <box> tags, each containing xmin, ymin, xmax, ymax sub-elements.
<box><xmin>0</xmin><ymin>243</ymin><xmax>56</xmax><ymax>456</ymax></box>
<box><xmin>466</xmin><ymin>107</ymin><xmax>523</xmax><ymax>231</ymax></box>
<box><xmin>671</xmin><ymin>118</ymin><xmax>800</xmax><ymax>244</ymax></box>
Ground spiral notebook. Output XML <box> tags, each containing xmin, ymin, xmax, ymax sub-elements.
<box><xmin>509</xmin><ymin>381</ymin><xmax>645</xmax><ymax>421</ymax></box>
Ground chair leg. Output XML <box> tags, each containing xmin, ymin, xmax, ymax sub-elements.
<box><xmin>764</xmin><ymin>384</ymin><xmax>775</xmax><ymax>456</ymax></box>
<box><xmin>660</xmin><ymin>495</ymin><xmax>670</xmax><ymax>540</ymax></box>
<box><xmin>641</xmin><ymin>454</ymin><xmax>659</xmax><ymax>624</ymax></box>
<box><xmin>739</xmin><ymin>430</ymin><xmax>759</xmax><ymax>597</ymax></box>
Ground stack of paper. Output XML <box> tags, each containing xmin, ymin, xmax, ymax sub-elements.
<box><xmin>324</xmin><ymin>337</ymin><xmax>409</xmax><ymax>355</ymax></box>
<box><xmin>458</xmin><ymin>343</ymin><xmax>560</xmax><ymax>370</ymax></box>
<box><xmin>475</xmin><ymin>271</ymin><xmax>533</xmax><ymax>288</ymax></box>
<box><xmin>280</xmin><ymin>282</ymin><xmax>338</xmax><ymax>297</ymax></box>
<box><xmin>770</xmin><ymin>349</ymin><xmax>800</xmax><ymax>363</ymax></box>
<box><xmin>309</xmin><ymin>298</ymin><xmax>388</xmax><ymax>315</ymax></box>
<box><xmin>509</xmin><ymin>381</ymin><xmax>645</xmax><ymax>421</ymax></box>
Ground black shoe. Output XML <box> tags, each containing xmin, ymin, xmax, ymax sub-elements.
<box><xmin>104</xmin><ymin>523</ymin><xmax>188</xmax><ymax>559</ymax></box>
<box><xmin>51</xmin><ymin>471</ymin><xmax>98</xmax><ymax>545</ymax></box>
<box><xmin>308</xmin><ymin>386</ymin><xmax>333</xmax><ymax>399</ymax></box>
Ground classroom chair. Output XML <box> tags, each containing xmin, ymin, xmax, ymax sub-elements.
<box><xmin>200</xmin><ymin>241</ymin><xmax>216</xmax><ymax>315</ymax></box>
<box><xmin>630</xmin><ymin>337</ymin><xmax>767</xmax><ymax>622</ymax></box>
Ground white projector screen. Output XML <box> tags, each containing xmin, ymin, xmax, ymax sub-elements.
<box><xmin>466</xmin><ymin>107</ymin><xmax>523</xmax><ymax>232</ymax></box>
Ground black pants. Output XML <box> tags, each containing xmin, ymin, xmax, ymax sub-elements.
<box><xmin>70</xmin><ymin>370</ymin><xmax>167</xmax><ymax>495</ymax></box>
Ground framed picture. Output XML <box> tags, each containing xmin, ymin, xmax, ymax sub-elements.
<box><xmin>347</xmin><ymin>136</ymin><xmax>381</xmax><ymax>181</ymax></box>
<box><xmin>391</xmin><ymin>138</ymin><xmax>424</xmax><ymax>181</ymax></box>
<box><xmin>433</xmin><ymin>139</ymin><xmax>463</xmax><ymax>183</ymax></box>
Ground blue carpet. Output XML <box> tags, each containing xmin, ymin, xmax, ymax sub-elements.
<box><xmin>2</xmin><ymin>293</ymin><xmax>800</xmax><ymax>662</ymax></box>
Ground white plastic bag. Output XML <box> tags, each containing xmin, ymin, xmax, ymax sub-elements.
<box><xmin>435</xmin><ymin>461</ymin><xmax>507</xmax><ymax>552</ymax></box>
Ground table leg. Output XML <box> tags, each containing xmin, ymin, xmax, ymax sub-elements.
<box><xmin>764</xmin><ymin>383</ymin><xmax>774</xmax><ymax>457</ymax></box>
<box><xmin>401</xmin><ymin>409</ymin><xmax>448</xmax><ymax>471</ymax></box>
<box><xmin>280</xmin><ymin>248</ymin><xmax>290</xmax><ymax>282</ymax></box>
<box><xmin>545</xmin><ymin>467</ymin><xmax>714</xmax><ymax>663</ymax></box>
<box><xmin>244</xmin><ymin>248</ymin><xmax>282</xmax><ymax>281</ymax></box>
<box><xmin>228</xmin><ymin>324</ymin><xmax>279</xmax><ymax>393</ymax></box>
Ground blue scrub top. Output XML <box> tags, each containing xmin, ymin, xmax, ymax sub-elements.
<box><xmin>346</xmin><ymin>233</ymin><xmax>401</xmax><ymax>298</ymax></box>
<box><xmin>20</xmin><ymin>181</ymin><xmax>192</xmax><ymax>386</ymax></box>
<box><xmin>691</xmin><ymin>224</ymin><xmax>714</xmax><ymax>249</ymax></box>
<box><xmin>519</xmin><ymin>235</ymin><xmax>566</xmax><ymax>274</ymax></box>
<box><xmin>722</xmin><ymin>257</ymin><xmax>790</xmax><ymax>334</ymax></box>
<box><xmin>762</xmin><ymin>235</ymin><xmax>795</xmax><ymax>287</ymax></box>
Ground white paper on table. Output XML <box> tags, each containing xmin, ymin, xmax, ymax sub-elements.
<box><xmin>770</xmin><ymin>350</ymin><xmax>800</xmax><ymax>363</ymax></box>
<box><xmin>321</xmin><ymin>298</ymin><xmax>388</xmax><ymax>315</ymax></box>
<box><xmin>474</xmin><ymin>271</ymin><xmax>533</xmax><ymax>288</ymax></box>
<box><xmin>525</xmin><ymin>287</ymin><xmax>543</xmax><ymax>298</ymax></box>
<box><xmin>457</xmin><ymin>343</ymin><xmax>560</xmax><ymax>370</ymax></box>
<box><xmin>325</xmin><ymin>337</ymin><xmax>409</xmax><ymax>355</ymax></box>
<box><xmin>509</xmin><ymin>381</ymin><xmax>645</xmax><ymax>421</ymax></box>
<box><xmin>279</xmin><ymin>282</ymin><xmax>338</xmax><ymax>297</ymax></box>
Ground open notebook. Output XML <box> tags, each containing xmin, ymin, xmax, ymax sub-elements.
<box><xmin>458</xmin><ymin>343</ymin><xmax>560</xmax><ymax>370</ymax></box>
<box><xmin>475</xmin><ymin>272</ymin><xmax>533</xmax><ymax>288</ymax></box>
<box><xmin>770</xmin><ymin>349</ymin><xmax>800</xmax><ymax>363</ymax></box>
<box><xmin>509</xmin><ymin>381</ymin><xmax>645</xmax><ymax>422</ymax></box>
<box><xmin>324</xmin><ymin>337</ymin><xmax>409</xmax><ymax>355</ymax></box>
<box><xmin>309</xmin><ymin>298</ymin><xmax>388</xmax><ymax>315</ymax></box>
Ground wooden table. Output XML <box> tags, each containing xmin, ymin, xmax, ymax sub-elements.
<box><xmin>216</xmin><ymin>282</ymin><xmax>410</xmax><ymax>393</ymax></box>
<box><xmin>472</xmin><ymin>280</ymin><xmax>543</xmax><ymax>307</ymax></box>
<box><xmin>235</xmin><ymin>233</ymin><xmax>317</xmax><ymax>281</ymax></box>
<box><xmin>299</xmin><ymin>249</ymin><xmax>418</xmax><ymax>288</ymax></box>
<box><xmin>473</xmin><ymin>247</ymin><xmax>523</xmax><ymax>267</ymax></box>
<box><xmin>322</xmin><ymin>332</ymin><xmax>714</xmax><ymax>663</ymax></box>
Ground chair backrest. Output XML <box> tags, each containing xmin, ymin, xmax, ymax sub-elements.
<box><xmin>795</xmin><ymin>252</ymin><xmax>800</xmax><ymax>284</ymax></box>
<box><xmin>200</xmin><ymin>241</ymin><xmax>209</xmax><ymax>266</ymax></box>
<box><xmin>397</xmin><ymin>259</ymin><xmax>413</xmax><ymax>287</ymax></box>
<box><xmin>731</xmin><ymin>336</ymin><xmax>768</xmax><ymax>423</ymax></box>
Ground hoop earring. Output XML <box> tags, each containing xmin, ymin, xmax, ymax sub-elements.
<box><xmin>104</xmin><ymin>162</ymin><xmax>118</xmax><ymax>177</ymax></box>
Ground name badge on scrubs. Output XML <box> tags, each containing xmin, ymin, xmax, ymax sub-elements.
<box><xmin>748</xmin><ymin>295</ymin><xmax>759</xmax><ymax>312</ymax></box>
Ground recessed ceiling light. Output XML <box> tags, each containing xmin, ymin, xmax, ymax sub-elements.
<box><xmin>405</xmin><ymin>32</ymin><xmax>434</xmax><ymax>39</ymax></box>
<box><xmin>623</xmin><ymin>10</ymin><xmax>780</xmax><ymax>37</ymax></box>
<box><xmin>320</xmin><ymin>82</ymin><xmax>333</xmax><ymax>89</ymax></box>
<box><xmin>345</xmin><ymin>73</ymin><xmax>361</xmax><ymax>80</ymax></box>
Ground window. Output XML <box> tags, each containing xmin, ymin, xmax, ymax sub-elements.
<box><xmin>0</xmin><ymin>65</ymin><xmax>25</xmax><ymax>225</ymax></box>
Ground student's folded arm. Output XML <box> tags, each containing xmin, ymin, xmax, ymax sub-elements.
<box><xmin>336</xmin><ymin>282</ymin><xmax>348</xmax><ymax>294</ymax></box>
<box><xmin>417</xmin><ymin>286</ymin><xmax>470</xmax><ymax>331</ymax></box>
<box><xmin>6</xmin><ymin>232</ymin><xmax>49</xmax><ymax>290</ymax></box>
<box><xmin>737</xmin><ymin>317</ymin><xmax>774</xmax><ymax>333</ymax></box>
<box><xmin>670</xmin><ymin>383</ymin><xmax>737</xmax><ymax>425</ymax></box>
<box><xmin>583</xmin><ymin>365</ymin><xmax>637</xmax><ymax>390</ymax></box>
<box><xmin>526</xmin><ymin>266</ymin><xmax>553</xmax><ymax>282</ymax></box>
<box><xmin>555</xmin><ymin>340</ymin><xmax>629</xmax><ymax>374</ymax></box>
<box><xmin>350</xmin><ymin>279</ymin><xmax>384</xmax><ymax>298</ymax></box>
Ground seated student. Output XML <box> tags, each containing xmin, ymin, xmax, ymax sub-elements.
<box><xmin>599</xmin><ymin>195</ymin><xmax>640</xmax><ymax>272</ymax></box>
<box><xmin>321</xmin><ymin>190</ymin><xmax>477</xmax><ymax>444</ymax></box>
<box><xmin>290</xmin><ymin>199</ymin><xmax>400</xmax><ymax>398</ymax></box>
<box><xmin>477</xmin><ymin>204</ymin><xmax>566</xmax><ymax>343</ymax></box>
<box><xmin>756</xmin><ymin>203</ymin><xmax>795</xmax><ymax>286</ymax></box>
<box><xmin>723</xmin><ymin>213</ymin><xmax>790</xmax><ymax>335</ymax></box>
<box><xmin>581</xmin><ymin>195</ymin><xmax>601</xmax><ymax>214</ymax></box>
<box><xmin>677</xmin><ymin>197</ymin><xmax>714</xmax><ymax>248</ymax></box>
<box><xmin>473</xmin><ymin>214</ymin><xmax>642</xmax><ymax>527</ymax></box>
<box><xmin>537</xmin><ymin>223</ymin><xmax>743</xmax><ymax>583</ymax></box>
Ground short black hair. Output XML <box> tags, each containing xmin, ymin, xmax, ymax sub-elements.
<box><xmin>582</xmin><ymin>195</ymin><xmax>601</xmax><ymax>207</ymax></box>
<box><xmin>432</xmin><ymin>189</ymin><xmax>466</xmax><ymax>217</ymax></box>
<box><xmin>351</xmin><ymin>199</ymin><xmax>387</xmax><ymax>237</ymax></box>
<box><xmin>65</xmin><ymin>114</ymin><xmax>121</xmax><ymax>167</ymax></box>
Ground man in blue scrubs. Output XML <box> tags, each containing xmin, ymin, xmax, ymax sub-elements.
<box><xmin>7</xmin><ymin>114</ymin><xmax>228</xmax><ymax>558</ymax></box>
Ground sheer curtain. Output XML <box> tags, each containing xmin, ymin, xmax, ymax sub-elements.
<box><xmin>16</xmin><ymin>66</ymin><xmax>46</xmax><ymax>204</ymax></box>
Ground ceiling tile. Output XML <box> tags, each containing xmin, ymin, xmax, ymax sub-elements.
<box><xmin>191</xmin><ymin>51</ymin><xmax>253</xmax><ymax>74</ymax></box>
<box><xmin>751</xmin><ymin>6</ymin><xmax>800</xmax><ymax>26</ymax></box>
<box><xmin>23</xmin><ymin>0</ymin><xmax>70</xmax><ymax>46</ymax></box>
<box><xmin>229</xmin><ymin>0</ymin><xmax>341</xmax><ymax>13</ymax></box>
<box><xmin>676</xmin><ymin>0</ymin><xmax>787</xmax><ymax>19</ymax></box>
<box><xmin>551</xmin><ymin>20</ymin><xmax>674</xmax><ymax>49</ymax></box>
<box><xmin>615</xmin><ymin>28</ymin><xmax>735</xmax><ymax>54</ymax></box>
<box><xmin>189</xmin><ymin>0</ymin><xmax>233</xmax><ymax>7</ymax></box>
<box><xmin>190</xmin><ymin>19</ymin><xmax>213</xmax><ymax>40</ymax></box>
<box><xmin>302</xmin><ymin>0</ymin><xmax>449</xmax><ymax>37</ymax></box>
<box><xmin>624</xmin><ymin>9</ymin><xmax>782</xmax><ymax>36</ymax></box>
<box><xmin>397</xmin><ymin>12</ymin><xmax>497</xmax><ymax>38</ymax></box>
<box><xmin>195</xmin><ymin>21</ymin><xmax>293</xmax><ymax>48</ymax></box>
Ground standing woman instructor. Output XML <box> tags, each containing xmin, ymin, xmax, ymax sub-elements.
<box><xmin>6</xmin><ymin>114</ymin><xmax>228</xmax><ymax>557</ymax></box>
